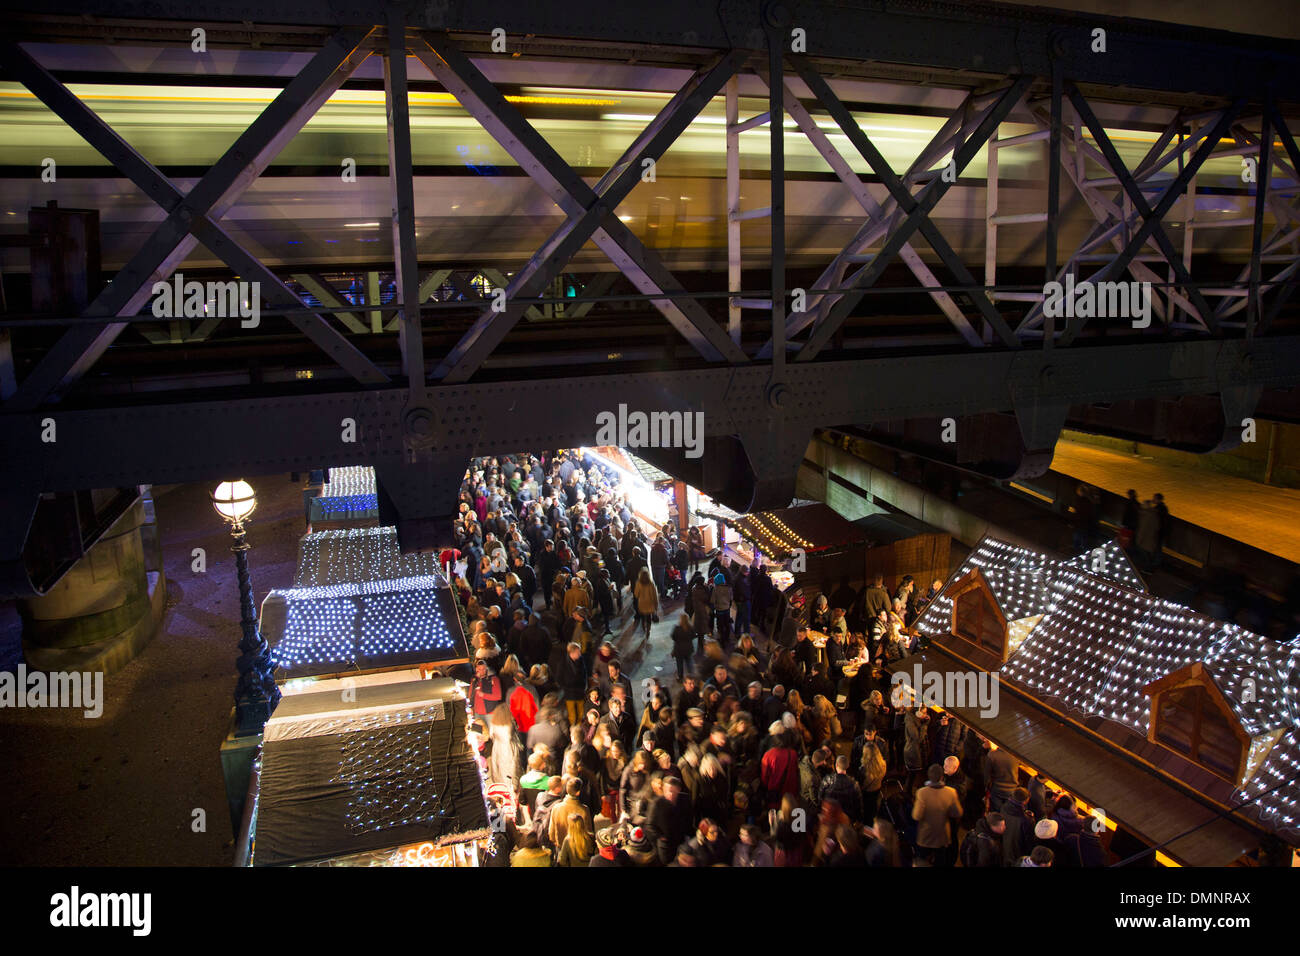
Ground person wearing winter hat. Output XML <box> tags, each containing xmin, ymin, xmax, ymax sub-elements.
<box><xmin>588</xmin><ymin>825</ymin><xmax>630</xmax><ymax>867</ymax></box>
<box><xmin>623</xmin><ymin>825</ymin><xmax>659</xmax><ymax>866</ymax></box>
<box><xmin>1034</xmin><ymin>816</ymin><xmax>1072</xmax><ymax>865</ymax></box>
<box><xmin>711</xmin><ymin>572</ymin><xmax>734</xmax><ymax>647</ymax></box>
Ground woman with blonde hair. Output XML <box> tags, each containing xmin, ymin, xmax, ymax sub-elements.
<box><xmin>806</xmin><ymin>693</ymin><xmax>842</xmax><ymax>749</ymax></box>
<box><xmin>633</xmin><ymin>566</ymin><xmax>660</xmax><ymax>638</ymax></box>
<box><xmin>602</xmin><ymin>739</ymin><xmax>628</xmax><ymax>794</ymax></box>
<box><xmin>486</xmin><ymin>703</ymin><xmax>524</xmax><ymax>795</ymax></box>
<box><xmin>785</xmin><ymin>689</ymin><xmax>813</xmax><ymax>750</ymax></box>
<box><xmin>556</xmin><ymin>813</ymin><xmax>594</xmax><ymax>866</ymax></box>
<box><xmin>498</xmin><ymin>653</ymin><xmax>523</xmax><ymax>694</ymax></box>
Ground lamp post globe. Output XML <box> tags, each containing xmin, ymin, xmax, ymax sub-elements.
<box><xmin>212</xmin><ymin>479</ymin><xmax>280</xmax><ymax>735</ymax></box>
<box><xmin>211</xmin><ymin>479</ymin><xmax>257</xmax><ymax>528</ymax></box>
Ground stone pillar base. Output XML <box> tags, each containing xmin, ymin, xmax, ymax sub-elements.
<box><xmin>23</xmin><ymin>569</ymin><xmax>167</xmax><ymax>675</ymax></box>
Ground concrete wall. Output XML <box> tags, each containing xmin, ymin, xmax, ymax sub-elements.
<box><xmin>800</xmin><ymin>435</ymin><xmax>995</xmax><ymax>547</ymax></box>
<box><xmin>20</xmin><ymin>496</ymin><xmax>168</xmax><ymax>673</ymax></box>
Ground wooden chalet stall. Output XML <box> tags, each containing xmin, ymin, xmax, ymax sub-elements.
<box><xmin>237</xmin><ymin>676</ymin><xmax>490</xmax><ymax>867</ymax></box>
<box><xmin>898</xmin><ymin>536</ymin><xmax>1298</xmax><ymax>866</ymax></box>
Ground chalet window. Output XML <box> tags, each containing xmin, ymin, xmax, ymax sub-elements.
<box><xmin>1152</xmin><ymin>683</ymin><xmax>1244</xmax><ymax>783</ymax></box>
<box><xmin>951</xmin><ymin>575</ymin><xmax>1006</xmax><ymax>657</ymax></box>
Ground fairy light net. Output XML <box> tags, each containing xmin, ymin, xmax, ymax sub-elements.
<box><xmin>295</xmin><ymin>527</ymin><xmax>445</xmax><ymax>588</ymax></box>
<box><xmin>919</xmin><ymin>539</ymin><xmax>1299</xmax><ymax>840</ymax></box>
<box><xmin>261</xmin><ymin>575</ymin><xmax>469</xmax><ymax>679</ymax></box>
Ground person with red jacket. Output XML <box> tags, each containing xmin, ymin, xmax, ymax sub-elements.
<box><xmin>760</xmin><ymin>727</ymin><xmax>800</xmax><ymax>810</ymax></box>
<box><xmin>470</xmin><ymin>660</ymin><xmax>503</xmax><ymax>719</ymax></box>
<box><xmin>509</xmin><ymin>679</ymin><xmax>540</xmax><ymax>733</ymax></box>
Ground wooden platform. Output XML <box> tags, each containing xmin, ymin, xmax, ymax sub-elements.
<box><xmin>1051</xmin><ymin>440</ymin><xmax>1300</xmax><ymax>564</ymax></box>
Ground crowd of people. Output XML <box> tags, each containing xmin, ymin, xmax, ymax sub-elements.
<box><xmin>448</xmin><ymin>450</ymin><xmax>1108</xmax><ymax>867</ymax></box>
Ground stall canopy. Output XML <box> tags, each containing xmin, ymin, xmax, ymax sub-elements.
<box><xmin>894</xmin><ymin>645</ymin><xmax>1264</xmax><ymax>867</ymax></box>
<box><xmin>733</xmin><ymin>503</ymin><xmax>866</xmax><ymax>560</ymax></box>
<box><xmin>911</xmin><ymin>535</ymin><xmax>1300</xmax><ymax>852</ymax></box>
<box><xmin>261</xmin><ymin>576</ymin><xmax>469</xmax><ymax>680</ymax></box>
<box><xmin>253</xmin><ymin>677</ymin><xmax>488</xmax><ymax>866</ymax></box>
<box><xmin>310</xmin><ymin>465</ymin><xmax>379</xmax><ymax>524</ymax></box>
<box><xmin>295</xmin><ymin>526</ymin><xmax>443</xmax><ymax>588</ymax></box>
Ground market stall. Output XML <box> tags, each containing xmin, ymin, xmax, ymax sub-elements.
<box><xmin>306</xmin><ymin>465</ymin><xmax>380</xmax><ymax>529</ymax></box>
<box><xmin>898</xmin><ymin>534</ymin><xmax>1299</xmax><ymax>864</ymax></box>
<box><xmin>260</xmin><ymin>574</ymin><xmax>469</xmax><ymax>681</ymax></box>
<box><xmin>241</xmin><ymin>676</ymin><xmax>489</xmax><ymax>867</ymax></box>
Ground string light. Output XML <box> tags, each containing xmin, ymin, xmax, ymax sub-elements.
<box><xmin>296</xmin><ymin>527</ymin><xmax>445</xmax><ymax>588</ymax></box>
<box><xmin>317</xmin><ymin>705</ymin><xmax>450</xmax><ymax>835</ymax></box>
<box><xmin>916</xmin><ymin>536</ymin><xmax>1300</xmax><ymax>839</ymax></box>
<box><xmin>315</xmin><ymin>466</ymin><xmax>379</xmax><ymax>519</ymax></box>
<box><xmin>268</xmin><ymin>575</ymin><xmax>464</xmax><ymax>674</ymax></box>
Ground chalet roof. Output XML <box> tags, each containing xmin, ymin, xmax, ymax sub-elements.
<box><xmin>913</xmin><ymin>536</ymin><xmax>1147</xmax><ymax>639</ymax></box>
<box><xmin>260</xmin><ymin>575</ymin><xmax>470</xmax><ymax>680</ymax></box>
<box><xmin>295</xmin><ymin>526</ymin><xmax>445</xmax><ymax>589</ymax></box>
<box><xmin>920</xmin><ymin>536</ymin><xmax>1300</xmax><ymax>842</ymax></box>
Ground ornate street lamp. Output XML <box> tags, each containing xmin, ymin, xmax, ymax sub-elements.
<box><xmin>211</xmin><ymin>479</ymin><xmax>281</xmax><ymax>735</ymax></box>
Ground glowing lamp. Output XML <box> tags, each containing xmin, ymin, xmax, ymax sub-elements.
<box><xmin>212</xmin><ymin>479</ymin><xmax>257</xmax><ymax>526</ymax></box>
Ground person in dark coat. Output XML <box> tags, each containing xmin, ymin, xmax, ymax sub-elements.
<box><xmin>960</xmin><ymin>812</ymin><xmax>1005</xmax><ymax>867</ymax></box>
<box><xmin>690</xmin><ymin>575</ymin><xmax>713</xmax><ymax>651</ymax></box>
<box><xmin>551</xmin><ymin>641</ymin><xmax>589</xmax><ymax>727</ymax></box>
<box><xmin>645</xmin><ymin>775</ymin><xmax>692</xmax><ymax>864</ymax></box>
<box><xmin>512</xmin><ymin>553</ymin><xmax>537</xmax><ymax>608</ymax></box>
<box><xmin>536</xmin><ymin>540</ymin><xmax>559</xmax><ymax>609</ymax></box>
<box><xmin>670</xmin><ymin>613</ymin><xmax>694</xmax><ymax>683</ymax></box>
<box><xmin>1000</xmin><ymin>787</ymin><xmax>1037</xmax><ymax>867</ymax></box>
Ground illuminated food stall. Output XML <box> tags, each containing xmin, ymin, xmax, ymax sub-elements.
<box><xmin>307</xmin><ymin>465</ymin><xmax>380</xmax><ymax>529</ymax></box>
<box><xmin>238</xmin><ymin>676</ymin><xmax>489</xmax><ymax>867</ymax></box>
<box><xmin>261</xmin><ymin>524</ymin><xmax>470</xmax><ymax>683</ymax></box>
<box><xmin>897</xmin><ymin>536</ymin><xmax>1299</xmax><ymax>866</ymax></box>
<box><xmin>260</xmin><ymin>575</ymin><xmax>469</xmax><ymax>681</ymax></box>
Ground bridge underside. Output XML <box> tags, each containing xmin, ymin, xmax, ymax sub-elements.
<box><xmin>1</xmin><ymin>1</ymin><xmax>1299</xmax><ymax>594</ymax></box>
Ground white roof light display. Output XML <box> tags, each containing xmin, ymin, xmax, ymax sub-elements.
<box><xmin>262</xmin><ymin>575</ymin><xmax>466</xmax><ymax>678</ymax></box>
<box><xmin>295</xmin><ymin>527</ymin><xmax>445</xmax><ymax>588</ymax></box>
<box><xmin>919</xmin><ymin>537</ymin><xmax>1300</xmax><ymax>838</ymax></box>
<box><xmin>313</xmin><ymin>466</ymin><xmax>379</xmax><ymax>520</ymax></box>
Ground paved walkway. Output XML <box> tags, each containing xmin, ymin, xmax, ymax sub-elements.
<box><xmin>1050</xmin><ymin>440</ymin><xmax>1300</xmax><ymax>564</ymax></box>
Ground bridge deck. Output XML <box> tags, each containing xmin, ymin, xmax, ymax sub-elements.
<box><xmin>1050</xmin><ymin>440</ymin><xmax>1300</xmax><ymax>565</ymax></box>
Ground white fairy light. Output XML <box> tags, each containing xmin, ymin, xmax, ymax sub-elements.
<box><xmin>268</xmin><ymin>575</ymin><xmax>464</xmax><ymax>673</ymax></box>
<box><xmin>918</xmin><ymin>536</ymin><xmax>1300</xmax><ymax>841</ymax></box>
<box><xmin>316</xmin><ymin>466</ymin><xmax>379</xmax><ymax>519</ymax></box>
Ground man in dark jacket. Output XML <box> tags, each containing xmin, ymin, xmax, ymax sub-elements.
<box><xmin>600</xmin><ymin>695</ymin><xmax>637</xmax><ymax>753</ymax></box>
<box><xmin>761</xmin><ymin>685</ymin><xmax>788</xmax><ymax>727</ymax></box>
<box><xmin>819</xmin><ymin>755</ymin><xmax>864</xmax><ymax>822</ymax></box>
<box><xmin>650</xmin><ymin>536</ymin><xmax>670</xmax><ymax>595</ymax></box>
<box><xmin>519</xmin><ymin>617</ymin><xmax>552</xmax><ymax>672</ymax></box>
<box><xmin>1000</xmin><ymin>787</ymin><xmax>1037</xmax><ymax>867</ymax></box>
<box><xmin>861</xmin><ymin>574</ymin><xmax>892</xmax><ymax>621</ymax></box>
<box><xmin>551</xmin><ymin>641</ymin><xmax>588</xmax><ymax>726</ymax></box>
<box><xmin>961</xmin><ymin>812</ymin><xmax>1005</xmax><ymax>867</ymax></box>
<box><xmin>985</xmin><ymin>744</ymin><xmax>1020</xmax><ymax>812</ymax></box>
<box><xmin>674</xmin><ymin>675</ymin><xmax>702</xmax><ymax>726</ymax></box>
<box><xmin>645</xmin><ymin>775</ymin><xmax>692</xmax><ymax>865</ymax></box>
<box><xmin>536</xmin><ymin>540</ymin><xmax>559</xmax><ymax>609</ymax></box>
